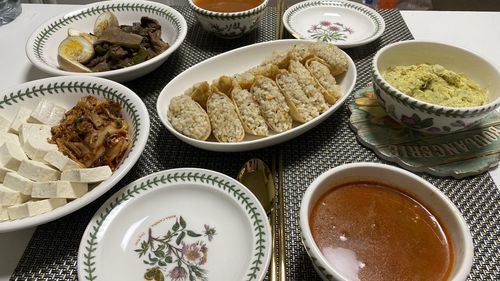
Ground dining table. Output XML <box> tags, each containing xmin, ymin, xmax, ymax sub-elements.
<box><xmin>0</xmin><ymin>1</ymin><xmax>499</xmax><ymax>280</ymax></box>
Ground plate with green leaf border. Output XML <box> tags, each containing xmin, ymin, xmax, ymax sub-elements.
<box><xmin>78</xmin><ymin>168</ymin><xmax>271</xmax><ymax>281</ymax></box>
<box><xmin>283</xmin><ymin>0</ymin><xmax>385</xmax><ymax>48</ymax></box>
<box><xmin>0</xmin><ymin>76</ymin><xmax>149</xmax><ymax>232</ymax></box>
<box><xmin>25</xmin><ymin>0</ymin><xmax>187</xmax><ymax>82</ymax></box>
<box><xmin>349</xmin><ymin>85</ymin><xmax>500</xmax><ymax>178</ymax></box>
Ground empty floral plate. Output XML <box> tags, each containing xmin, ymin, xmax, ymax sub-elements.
<box><xmin>78</xmin><ymin>168</ymin><xmax>271</xmax><ymax>281</ymax></box>
<box><xmin>283</xmin><ymin>0</ymin><xmax>385</xmax><ymax>48</ymax></box>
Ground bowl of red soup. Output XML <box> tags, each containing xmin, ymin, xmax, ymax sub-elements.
<box><xmin>188</xmin><ymin>0</ymin><xmax>268</xmax><ymax>38</ymax></box>
<box><xmin>300</xmin><ymin>162</ymin><xmax>473</xmax><ymax>281</ymax></box>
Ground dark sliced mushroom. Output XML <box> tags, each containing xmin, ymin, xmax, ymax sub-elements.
<box><xmin>148</xmin><ymin>28</ymin><xmax>169</xmax><ymax>54</ymax></box>
<box><xmin>108</xmin><ymin>45</ymin><xmax>129</xmax><ymax>60</ymax></box>
<box><xmin>95</xmin><ymin>26</ymin><xmax>143</xmax><ymax>48</ymax></box>
<box><xmin>140</xmin><ymin>17</ymin><xmax>169</xmax><ymax>54</ymax></box>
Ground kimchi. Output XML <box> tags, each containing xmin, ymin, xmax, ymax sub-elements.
<box><xmin>50</xmin><ymin>96</ymin><xmax>130</xmax><ymax>171</ymax></box>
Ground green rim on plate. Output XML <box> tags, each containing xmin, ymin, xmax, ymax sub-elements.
<box><xmin>283</xmin><ymin>0</ymin><xmax>384</xmax><ymax>46</ymax></box>
<box><xmin>1</xmin><ymin>80</ymin><xmax>141</xmax><ymax>156</ymax></box>
<box><xmin>32</xmin><ymin>2</ymin><xmax>184</xmax><ymax>64</ymax></box>
<box><xmin>80</xmin><ymin>169</ymin><xmax>270</xmax><ymax>281</ymax></box>
<box><xmin>0</xmin><ymin>76</ymin><xmax>149</xmax><ymax>233</ymax></box>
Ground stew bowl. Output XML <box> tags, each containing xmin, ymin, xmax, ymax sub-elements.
<box><xmin>300</xmin><ymin>162</ymin><xmax>473</xmax><ymax>280</ymax></box>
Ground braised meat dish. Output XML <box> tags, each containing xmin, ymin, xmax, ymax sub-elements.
<box><xmin>58</xmin><ymin>12</ymin><xmax>170</xmax><ymax>73</ymax></box>
<box><xmin>87</xmin><ymin>17</ymin><xmax>170</xmax><ymax>72</ymax></box>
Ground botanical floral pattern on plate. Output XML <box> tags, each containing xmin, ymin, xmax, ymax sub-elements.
<box><xmin>308</xmin><ymin>21</ymin><xmax>353</xmax><ymax>42</ymax></box>
<box><xmin>135</xmin><ymin>216</ymin><xmax>216</xmax><ymax>281</ymax></box>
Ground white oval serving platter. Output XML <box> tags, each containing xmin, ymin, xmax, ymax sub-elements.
<box><xmin>283</xmin><ymin>0</ymin><xmax>385</xmax><ymax>48</ymax></box>
<box><xmin>0</xmin><ymin>76</ymin><xmax>149</xmax><ymax>232</ymax></box>
<box><xmin>156</xmin><ymin>39</ymin><xmax>357</xmax><ymax>152</ymax></box>
<box><xmin>78</xmin><ymin>168</ymin><xmax>271</xmax><ymax>281</ymax></box>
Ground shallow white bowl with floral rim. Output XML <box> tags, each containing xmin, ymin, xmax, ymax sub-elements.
<box><xmin>283</xmin><ymin>0</ymin><xmax>385</xmax><ymax>48</ymax></box>
<box><xmin>373</xmin><ymin>40</ymin><xmax>500</xmax><ymax>134</ymax></box>
<box><xmin>25</xmin><ymin>0</ymin><xmax>187</xmax><ymax>83</ymax></box>
<box><xmin>77</xmin><ymin>168</ymin><xmax>271</xmax><ymax>281</ymax></box>
<box><xmin>0</xmin><ymin>76</ymin><xmax>149</xmax><ymax>232</ymax></box>
<box><xmin>188</xmin><ymin>0</ymin><xmax>268</xmax><ymax>39</ymax></box>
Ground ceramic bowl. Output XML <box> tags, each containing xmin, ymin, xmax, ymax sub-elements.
<box><xmin>300</xmin><ymin>162</ymin><xmax>474</xmax><ymax>281</ymax></box>
<box><xmin>188</xmin><ymin>0</ymin><xmax>268</xmax><ymax>39</ymax></box>
<box><xmin>26</xmin><ymin>0</ymin><xmax>187</xmax><ymax>83</ymax></box>
<box><xmin>0</xmin><ymin>76</ymin><xmax>149</xmax><ymax>232</ymax></box>
<box><xmin>372</xmin><ymin>40</ymin><xmax>500</xmax><ymax>134</ymax></box>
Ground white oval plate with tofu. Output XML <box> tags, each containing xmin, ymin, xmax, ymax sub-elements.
<box><xmin>78</xmin><ymin>168</ymin><xmax>271</xmax><ymax>281</ymax></box>
<box><xmin>0</xmin><ymin>76</ymin><xmax>149</xmax><ymax>232</ymax></box>
<box><xmin>156</xmin><ymin>39</ymin><xmax>357</xmax><ymax>152</ymax></box>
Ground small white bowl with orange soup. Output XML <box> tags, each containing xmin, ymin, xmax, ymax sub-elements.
<box><xmin>300</xmin><ymin>162</ymin><xmax>473</xmax><ymax>281</ymax></box>
<box><xmin>188</xmin><ymin>0</ymin><xmax>268</xmax><ymax>38</ymax></box>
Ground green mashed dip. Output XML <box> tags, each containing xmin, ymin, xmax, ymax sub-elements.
<box><xmin>383</xmin><ymin>64</ymin><xmax>487</xmax><ymax>107</ymax></box>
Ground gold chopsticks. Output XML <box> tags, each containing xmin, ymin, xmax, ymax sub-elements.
<box><xmin>273</xmin><ymin>2</ymin><xmax>287</xmax><ymax>280</ymax></box>
<box><xmin>276</xmin><ymin>0</ymin><xmax>285</xmax><ymax>40</ymax></box>
<box><xmin>277</xmin><ymin>151</ymin><xmax>286</xmax><ymax>281</ymax></box>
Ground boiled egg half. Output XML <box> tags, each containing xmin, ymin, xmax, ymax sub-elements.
<box><xmin>57</xmin><ymin>36</ymin><xmax>94</xmax><ymax>72</ymax></box>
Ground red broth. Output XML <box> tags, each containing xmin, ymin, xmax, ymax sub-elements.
<box><xmin>193</xmin><ymin>0</ymin><xmax>262</xmax><ymax>12</ymax></box>
<box><xmin>310</xmin><ymin>182</ymin><xmax>454</xmax><ymax>281</ymax></box>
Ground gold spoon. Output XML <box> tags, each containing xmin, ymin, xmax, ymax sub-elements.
<box><xmin>237</xmin><ymin>158</ymin><xmax>279</xmax><ymax>281</ymax></box>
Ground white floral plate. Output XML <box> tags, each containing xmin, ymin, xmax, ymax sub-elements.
<box><xmin>156</xmin><ymin>39</ymin><xmax>357</xmax><ymax>152</ymax></box>
<box><xmin>0</xmin><ymin>76</ymin><xmax>149</xmax><ymax>232</ymax></box>
<box><xmin>26</xmin><ymin>0</ymin><xmax>187</xmax><ymax>82</ymax></box>
<box><xmin>283</xmin><ymin>0</ymin><xmax>385</xmax><ymax>48</ymax></box>
<box><xmin>78</xmin><ymin>168</ymin><xmax>271</xmax><ymax>281</ymax></box>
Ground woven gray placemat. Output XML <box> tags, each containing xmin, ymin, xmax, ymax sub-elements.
<box><xmin>10</xmin><ymin>7</ymin><xmax>499</xmax><ymax>281</ymax></box>
<box><xmin>280</xmin><ymin>9</ymin><xmax>500</xmax><ymax>281</ymax></box>
<box><xmin>11</xmin><ymin>6</ymin><xmax>278</xmax><ymax>281</ymax></box>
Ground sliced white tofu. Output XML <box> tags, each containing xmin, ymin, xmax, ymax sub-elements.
<box><xmin>8</xmin><ymin>107</ymin><xmax>32</xmax><ymax>134</ymax></box>
<box><xmin>32</xmin><ymin>181</ymin><xmax>88</xmax><ymax>199</ymax></box>
<box><xmin>22</xmin><ymin>135</ymin><xmax>58</xmax><ymax>162</ymax></box>
<box><xmin>0</xmin><ymin>206</ymin><xmax>8</xmax><ymax>221</ymax></box>
<box><xmin>0</xmin><ymin>142</ymin><xmax>28</xmax><ymax>170</ymax></box>
<box><xmin>17</xmin><ymin>160</ymin><xmax>60</xmax><ymax>182</ymax></box>
<box><xmin>0</xmin><ymin>184</ymin><xmax>30</xmax><ymax>206</ymax></box>
<box><xmin>3</xmin><ymin>172</ymin><xmax>33</xmax><ymax>196</ymax></box>
<box><xmin>27</xmin><ymin>198</ymin><xmax>67</xmax><ymax>216</ymax></box>
<box><xmin>0</xmin><ymin>165</ymin><xmax>14</xmax><ymax>182</ymax></box>
<box><xmin>61</xmin><ymin>166</ymin><xmax>112</xmax><ymax>183</ymax></box>
<box><xmin>18</xmin><ymin>123</ymin><xmax>52</xmax><ymax>145</ymax></box>
<box><xmin>0</xmin><ymin>132</ymin><xmax>20</xmax><ymax>147</ymax></box>
<box><xmin>7</xmin><ymin>202</ymin><xmax>29</xmax><ymax>220</ymax></box>
<box><xmin>43</xmin><ymin>150</ymin><xmax>81</xmax><ymax>171</ymax></box>
<box><xmin>0</xmin><ymin>114</ymin><xmax>10</xmax><ymax>132</ymax></box>
<box><xmin>28</xmin><ymin>99</ymin><xmax>66</xmax><ymax>125</ymax></box>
